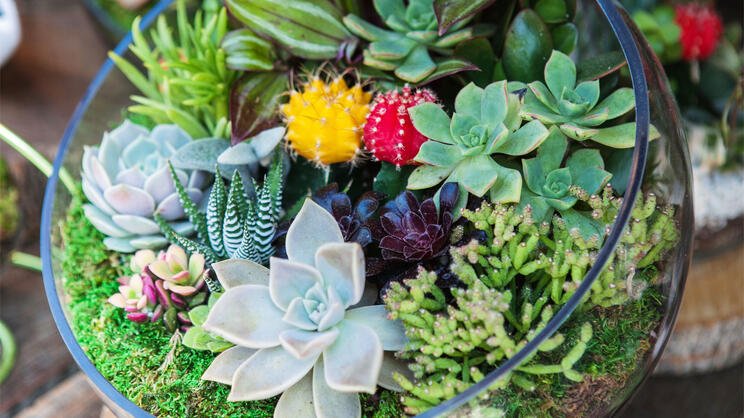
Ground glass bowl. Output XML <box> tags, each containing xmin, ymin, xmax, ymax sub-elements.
<box><xmin>41</xmin><ymin>0</ymin><xmax>693</xmax><ymax>416</ymax></box>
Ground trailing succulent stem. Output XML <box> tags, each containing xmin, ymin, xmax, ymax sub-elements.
<box><xmin>160</xmin><ymin>152</ymin><xmax>284</xmax><ymax>265</ymax></box>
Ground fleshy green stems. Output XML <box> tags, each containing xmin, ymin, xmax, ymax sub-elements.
<box><xmin>0</xmin><ymin>123</ymin><xmax>76</xmax><ymax>194</ymax></box>
<box><xmin>0</xmin><ymin>319</ymin><xmax>16</xmax><ymax>384</ymax></box>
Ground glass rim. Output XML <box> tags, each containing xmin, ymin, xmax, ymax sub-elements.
<box><xmin>39</xmin><ymin>1</ymin><xmax>653</xmax><ymax>416</ymax></box>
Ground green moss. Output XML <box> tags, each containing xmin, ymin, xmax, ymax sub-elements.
<box><xmin>488</xmin><ymin>283</ymin><xmax>664</xmax><ymax>417</ymax></box>
<box><xmin>61</xmin><ymin>191</ymin><xmax>401</xmax><ymax>417</ymax></box>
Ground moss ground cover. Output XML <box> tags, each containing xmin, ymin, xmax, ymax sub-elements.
<box><xmin>61</xmin><ymin>190</ymin><xmax>403</xmax><ymax>417</ymax></box>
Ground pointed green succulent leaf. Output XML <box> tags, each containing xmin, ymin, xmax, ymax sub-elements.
<box><xmin>167</xmin><ymin>161</ymin><xmax>208</xmax><ymax>242</ymax></box>
<box><xmin>574</xmin><ymin>80</ymin><xmax>600</xmax><ymax>109</ymax></box>
<box><xmin>595</xmin><ymin>87</ymin><xmax>635</xmax><ymax>119</ymax></box>
<box><xmin>369</xmin><ymin>38</ymin><xmax>417</xmax><ymax>59</ymax></box>
<box><xmin>343</xmin><ymin>14</ymin><xmax>398</xmax><ymax>42</ymax></box>
<box><xmin>454</xmin><ymin>83</ymin><xmax>484</xmax><ymax>120</ymax></box>
<box><xmin>557</xmin><ymin>88</ymin><xmax>592</xmax><ymax>117</ymax></box>
<box><xmin>406</xmin><ymin>30</ymin><xmax>439</xmax><ymax>44</ymax></box>
<box><xmin>522</xmin><ymin>156</ymin><xmax>547</xmax><ymax>195</ymax></box>
<box><xmin>421</xmin><ymin>57</ymin><xmax>478</xmax><ymax>85</ymax></box>
<box><xmin>394</xmin><ymin>44</ymin><xmax>437</xmax><ymax>83</ymax></box>
<box><xmin>521</xmin><ymin>98</ymin><xmax>569</xmax><ymax>125</ymax></box>
<box><xmin>487</xmin><ymin>163</ymin><xmax>522</xmax><ymax>203</ymax></box>
<box><xmin>560</xmin><ymin>123</ymin><xmax>600</xmax><ymax>141</ymax></box>
<box><xmin>536</xmin><ymin>127</ymin><xmax>568</xmax><ymax>173</ymax></box>
<box><xmin>452</xmin><ymin>155</ymin><xmax>500</xmax><ymax>197</ymax></box>
<box><xmin>481</xmin><ymin>81</ymin><xmax>509</xmax><ymax>131</ymax></box>
<box><xmin>407</xmin><ymin>164</ymin><xmax>456</xmax><ymax>190</ymax></box>
<box><xmin>409</xmin><ymin>102</ymin><xmax>454</xmax><ymax>144</ymax></box>
<box><xmin>579</xmin><ymin>106</ymin><xmax>610</xmax><ymax>127</ymax></box>
<box><xmin>483</xmin><ymin>123</ymin><xmax>509</xmax><ymax>154</ymax></box>
<box><xmin>545</xmin><ymin>50</ymin><xmax>577</xmax><ymax>100</ymax></box>
<box><xmin>545</xmin><ymin>195</ymin><xmax>578</xmax><ymax>211</ymax></box>
<box><xmin>582</xmin><ymin>122</ymin><xmax>660</xmax><ymax>148</ymax></box>
<box><xmin>528</xmin><ymin>81</ymin><xmax>559</xmax><ymax>113</ymax></box>
<box><xmin>414</xmin><ymin>141</ymin><xmax>461</xmax><ymax>167</ymax></box>
<box><xmin>362</xmin><ymin>49</ymin><xmax>400</xmax><ymax>71</ymax></box>
<box><xmin>493</xmin><ymin>120</ymin><xmax>549</xmax><ymax>156</ymax></box>
<box><xmin>433</xmin><ymin>0</ymin><xmax>495</xmax><ymax>35</ymax></box>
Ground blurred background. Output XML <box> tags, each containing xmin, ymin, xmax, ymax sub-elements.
<box><xmin>0</xmin><ymin>0</ymin><xmax>742</xmax><ymax>417</ymax></box>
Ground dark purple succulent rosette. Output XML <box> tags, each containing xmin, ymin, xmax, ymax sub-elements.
<box><xmin>372</xmin><ymin>182</ymin><xmax>459</xmax><ymax>262</ymax></box>
<box><xmin>311</xmin><ymin>184</ymin><xmax>385</xmax><ymax>247</ymax></box>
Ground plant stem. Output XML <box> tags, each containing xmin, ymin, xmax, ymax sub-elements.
<box><xmin>10</xmin><ymin>251</ymin><xmax>43</xmax><ymax>272</ymax></box>
<box><xmin>0</xmin><ymin>319</ymin><xmax>16</xmax><ymax>384</ymax></box>
<box><xmin>0</xmin><ymin>123</ymin><xmax>76</xmax><ymax>194</ymax></box>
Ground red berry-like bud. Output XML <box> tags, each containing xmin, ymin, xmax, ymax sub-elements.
<box><xmin>363</xmin><ymin>86</ymin><xmax>437</xmax><ymax>167</ymax></box>
<box><xmin>675</xmin><ymin>4</ymin><xmax>722</xmax><ymax>61</ymax></box>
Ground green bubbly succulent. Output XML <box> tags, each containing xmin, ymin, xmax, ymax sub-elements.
<box><xmin>384</xmin><ymin>268</ymin><xmax>592</xmax><ymax>415</ymax></box>
<box><xmin>518</xmin><ymin>127</ymin><xmax>612</xmax><ymax>236</ymax></box>
<box><xmin>519</xmin><ymin>50</ymin><xmax>659</xmax><ymax>148</ymax></box>
<box><xmin>407</xmin><ymin>81</ymin><xmax>549</xmax><ymax>209</ymax></box>
<box><xmin>158</xmin><ymin>152</ymin><xmax>283</xmax><ymax>265</ymax></box>
<box><xmin>343</xmin><ymin>0</ymin><xmax>494</xmax><ymax>84</ymax></box>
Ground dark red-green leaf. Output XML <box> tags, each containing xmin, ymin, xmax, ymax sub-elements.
<box><xmin>576</xmin><ymin>51</ymin><xmax>627</xmax><ymax>82</ymax></box>
<box><xmin>502</xmin><ymin>9</ymin><xmax>553</xmax><ymax>82</ymax></box>
<box><xmin>434</xmin><ymin>0</ymin><xmax>497</xmax><ymax>35</ymax></box>
<box><xmin>230</xmin><ymin>71</ymin><xmax>289</xmax><ymax>145</ymax></box>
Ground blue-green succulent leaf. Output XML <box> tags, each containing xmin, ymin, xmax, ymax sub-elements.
<box><xmin>493</xmin><ymin>120</ymin><xmax>549</xmax><ymax>156</ymax></box>
<box><xmin>536</xmin><ymin>127</ymin><xmax>568</xmax><ymax>173</ymax></box>
<box><xmin>481</xmin><ymin>81</ymin><xmax>509</xmax><ymax>132</ymax></box>
<box><xmin>595</xmin><ymin>87</ymin><xmax>635</xmax><ymax>119</ymax></box>
<box><xmin>409</xmin><ymin>102</ymin><xmax>455</xmax><ymax>144</ymax></box>
<box><xmin>407</xmin><ymin>164</ymin><xmax>456</xmax><ymax>190</ymax></box>
<box><xmin>542</xmin><ymin>167</ymin><xmax>572</xmax><ymax>199</ymax></box>
<box><xmin>528</xmin><ymin>81</ymin><xmax>559</xmax><ymax>113</ymax></box>
<box><xmin>414</xmin><ymin>141</ymin><xmax>461</xmax><ymax>167</ymax></box>
<box><xmin>450</xmin><ymin>114</ymin><xmax>481</xmax><ymax>141</ymax></box>
<box><xmin>487</xmin><ymin>163</ymin><xmax>522</xmax><ymax>203</ymax></box>
<box><xmin>545</xmin><ymin>50</ymin><xmax>577</xmax><ymax>100</ymax></box>
<box><xmin>452</xmin><ymin>155</ymin><xmax>500</xmax><ymax>197</ymax></box>
<box><xmin>394</xmin><ymin>44</ymin><xmax>436</xmax><ymax>83</ymax></box>
<box><xmin>454</xmin><ymin>83</ymin><xmax>484</xmax><ymax>120</ymax></box>
<box><xmin>560</xmin><ymin>209</ymin><xmax>603</xmax><ymax>240</ymax></box>
<box><xmin>574</xmin><ymin>80</ymin><xmax>600</xmax><ymax>109</ymax></box>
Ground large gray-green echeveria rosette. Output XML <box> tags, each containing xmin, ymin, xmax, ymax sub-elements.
<box><xmin>81</xmin><ymin>121</ymin><xmax>208</xmax><ymax>252</ymax></box>
<box><xmin>200</xmin><ymin>198</ymin><xmax>410</xmax><ymax>418</ymax></box>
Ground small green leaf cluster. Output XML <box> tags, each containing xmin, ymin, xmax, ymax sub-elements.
<box><xmin>632</xmin><ymin>7</ymin><xmax>682</xmax><ymax>63</ymax></box>
<box><xmin>110</xmin><ymin>0</ymin><xmax>237</xmax><ymax>139</ymax></box>
<box><xmin>344</xmin><ymin>0</ymin><xmax>494</xmax><ymax>84</ymax></box>
<box><xmin>182</xmin><ymin>292</ymin><xmax>234</xmax><ymax>353</ymax></box>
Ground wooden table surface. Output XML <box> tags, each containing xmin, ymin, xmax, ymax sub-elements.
<box><xmin>0</xmin><ymin>1</ymin><xmax>741</xmax><ymax>418</ymax></box>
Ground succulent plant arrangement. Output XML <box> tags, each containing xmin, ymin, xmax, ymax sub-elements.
<box><xmin>60</xmin><ymin>0</ymin><xmax>688</xmax><ymax>416</ymax></box>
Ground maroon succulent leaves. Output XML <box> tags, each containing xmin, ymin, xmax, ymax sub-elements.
<box><xmin>373</xmin><ymin>182</ymin><xmax>459</xmax><ymax>262</ymax></box>
<box><xmin>311</xmin><ymin>184</ymin><xmax>385</xmax><ymax>247</ymax></box>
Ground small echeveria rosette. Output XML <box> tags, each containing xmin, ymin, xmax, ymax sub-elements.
<box><xmin>108</xmin><ymin>246</ymin><xmax>209</xmax><ymax>332</ymax></box>
<box><xmin>81</xmin><ymin>121</ymin><xmax>209</xmax><ymax>253</ymax></box>
<box><xmin>200</xmin><ymin>199</ymin><xmax>411</xmax><ymax>418</ymax></box>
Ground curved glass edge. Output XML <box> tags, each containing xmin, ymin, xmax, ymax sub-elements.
<box><xmin>414</xmin><ymin>0</ymin><xmax>656</xmax><ymax>416</ymax></box>
<box><xmin>38</xmin><ymin>1</ymin><xmax>693</xmax><ymax>418</ymax></box>
<box><xmin>40</xmin><ymin>2</ymin><xmax>175</xmax><ymax>418</ymax></box>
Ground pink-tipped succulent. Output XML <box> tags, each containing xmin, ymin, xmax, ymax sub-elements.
<box><xmin>108</xmin><ymin>273</ymin><xmax>162</xmax><ymax>323</ymax></box>
<box><xmin>147</xmin><ymin>245</ymin><xmax>207</xmax><ymax>296</ymax></box>
<box><xmin>364</xmin><ymin>86</ymin><xmax>437</xmax><ymax>167</ymax></box>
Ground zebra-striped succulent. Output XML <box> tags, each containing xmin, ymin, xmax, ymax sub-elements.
<box><xmin>159</xmin><ymin>153</ymin><xmax>283</xmax><ymax>266</ymax></box>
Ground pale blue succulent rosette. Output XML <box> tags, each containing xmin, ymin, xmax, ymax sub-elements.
<box><xmin>200</xmin><ymin>198</ymin><xmax>410</xmax><ymax>418</ymax></box>
<box><xmin>81</xmin><ymin>120</ymin><xmax>209</xmax><ymax>252</ymax></box>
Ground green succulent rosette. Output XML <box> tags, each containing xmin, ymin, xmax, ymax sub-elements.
<box><xmin>407</xmin><ymin>81</ymin><xmax>549</xmax><ymax>211</ymax></box>
<box><xmin>520</xmin><ymin>50</ymin><xmax>659</xmax><ymax>148</ymax></box>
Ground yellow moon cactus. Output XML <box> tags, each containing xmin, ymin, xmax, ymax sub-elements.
<box><xmin>282</xmin><ymin>76</ymin><xmax>371</xmax><ymax>165</ymax></box>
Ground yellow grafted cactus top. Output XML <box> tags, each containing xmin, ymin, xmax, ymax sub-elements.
<box><xmin>282</xmin><ymin>77</ymin><xmax>372</xmax><ymax>165</ymax></box>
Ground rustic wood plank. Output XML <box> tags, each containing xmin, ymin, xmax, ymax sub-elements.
<box><xmin>13</xmin><ymin>373</ymin><xmax>102</xmax><ymax>418</ymax></box>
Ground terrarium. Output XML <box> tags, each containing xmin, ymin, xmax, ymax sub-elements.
<box><xmin>41</xmin><ymin>0</ymin><xmax>693</xmax><ymax>417</ymax></box>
